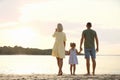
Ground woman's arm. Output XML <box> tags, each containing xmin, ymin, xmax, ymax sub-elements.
<box><xmin>64</xmin><ymin>41</ymin><xmax>66</xmax><ymax>47</ymax></box>
<box><xmin>52</xmin><ymin>28</ymin><xmax>57</xmax><ymax>37</ymax></box>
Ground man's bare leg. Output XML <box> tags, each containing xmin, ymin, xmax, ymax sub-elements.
<box><xmin>85</xmin><ymin>58</ymin><xmax>90</xmax><ymax>75</ymax></box>
<box><xmin>92</xmin><ymin>58</ymin><xmax>96</xmax><ymax>75</ymax></box>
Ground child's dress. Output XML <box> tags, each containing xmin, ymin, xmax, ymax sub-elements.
<box><xmin>69</xmin><ymin>49</ymin><xmax>78</xmax><ymax>64</ymax></box>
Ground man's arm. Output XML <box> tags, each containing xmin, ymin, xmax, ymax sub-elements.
<box><xmin>80</xmin><ymin>33</ymin><xmax>84</xmax><ymax>52</ymax></box>
<box><xmin>95</xmin><ymin>34</ymin><xmax>99</xmax><ymax>52</ymax></box>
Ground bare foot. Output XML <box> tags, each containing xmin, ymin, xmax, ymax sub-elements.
<box><xmin>57</xmin><ymin>71</ymin><xmax>62</xmax><ymax>76</ymax></box>
<box><xmin>92</xmin><ymin>72</ymin><xmax>95</xmax><ymax>76</ymax></box>
<box><xmin>57</xmin><ymin>71</ymin><xmax>63</xmax><ymax>76</ymax></box>
<box><xmin>73</xmin><ymin>74</ymin><xmax>76</xmax><ymax>76</ymax></box>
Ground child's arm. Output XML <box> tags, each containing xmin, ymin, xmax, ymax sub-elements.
<box><xmin>65</xmin><ymin>50</ymin><xmax>70</xmax><ymax>55</ymax></box>
<box><xmin>65</xmin><ymin>51</ymin><xmax>68</xmax><ymax>55</ymax></box>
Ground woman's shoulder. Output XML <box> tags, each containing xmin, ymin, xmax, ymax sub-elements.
<box><xmin>61</xmin><ymin>32</ymin><xmax>65</xmax><ymax>34</ymax></box>
<box><xmin>57</xmin><ymin>32</ymin><xmax>66</xmax><ymax>36</ymax></box>
<box><xmin>62</xmin><ymin>32</ymin><xmax>66</xmax><ymax>36</ymax></box>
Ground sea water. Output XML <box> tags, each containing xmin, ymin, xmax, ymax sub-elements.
<box><xmin>0</xmin><ymin>55</ymin><xmax>120</xmax><ymax>74</ymax></box>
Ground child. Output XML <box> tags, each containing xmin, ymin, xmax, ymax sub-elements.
<box><xmin>68</xmin><ymin>43</ymin><xmax>79</xmax><ymax>75</ymax></box>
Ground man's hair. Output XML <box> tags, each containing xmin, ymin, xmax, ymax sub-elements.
<box><xmin>87</xmin><ymin>22</ymin><xmax>92</xmax><ymax>27</ymax></box>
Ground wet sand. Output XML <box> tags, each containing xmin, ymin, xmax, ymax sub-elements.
<box><xmin>0</xmin><ymin>74</ymin><xmax>120</xmax><ymax>80</ymax></box>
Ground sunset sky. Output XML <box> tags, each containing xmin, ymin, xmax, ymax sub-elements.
<box><xmin>0</xmin><ymin>0</ymin><xmax>120</xmax><ymax>55</ymax></box>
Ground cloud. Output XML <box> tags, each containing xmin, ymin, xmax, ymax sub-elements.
<box><xmin>0</xmin><ymin>22</ymin><xmax>20</xmax><ymax>30</ymax></box>
<box><xmin>0</xmin><ymin>0</ymin><xmax>47</xmax><ymax>22</ymax></box>
<box><xmin>96</xmin><ymin>28</ymin><xmax>120</xmax><ymax>44</ymax></box>
<box><xmin>0</xmin><ymin>0</ymin><xmax>21</xmax><ymax>22</ymax></box>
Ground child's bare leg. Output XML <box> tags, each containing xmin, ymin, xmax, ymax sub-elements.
<box><xmin>73</xmin><ymin>64</ymin><xmax>76</xmax><ymax>75</ymax></box>
<box><xmin>70</xmin><ymin>65</ymin><xmax>72</xmax><ymax>75</ymax></box>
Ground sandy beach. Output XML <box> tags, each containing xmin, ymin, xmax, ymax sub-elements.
<box><xmin>0</xmin><ymin>74</ymin><xmax>120</xmax><ymax>80</ymax></box>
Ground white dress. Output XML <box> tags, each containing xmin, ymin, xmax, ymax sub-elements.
<box><xmin>69</xmin><ymin>49</ymin><xmax>78</xmax><ymax>64</ymax></box>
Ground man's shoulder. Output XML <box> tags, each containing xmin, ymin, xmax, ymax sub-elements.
<box><xmin>90</xmin><ymin>29</ymin><xmax>96</xmax><ymax>33</ymax></box>
<box><xmin>83</xmin><ymin>29</ymin><xmax>87</xmax><ymax>32</ymax></box>
<box><xmin>83</xmin><ymin>29</ymin><xmax>96</xmax><ymax>34</ymax></box>
<box><xmin>91</xmin><ymin>29</ymin><xmax>96</xmax><ymax>32</ymax></box>
<box><xmin>87</xmin><ymin>29</ymin><xmax>96</xmax><ymax>33</ymax></box>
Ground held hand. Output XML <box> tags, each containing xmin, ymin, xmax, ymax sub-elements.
<box><xmin>80</xmin><ymin>47</ymin><xmax>83</xmax><ymax>53</ymax></box>
<box><xmin>78</xmin><ymin>51</ymin><xmax>81</xmax><ymax>55</ymax></box>
<box><xmin>65</xmin><ymin>51</ymin><xmax>69</xmax><ymax>55</ymax></box>
<box><xmin>96</xmin><ymin>48</ymin><xmax>99</xmax><ymax>53</ymax></box>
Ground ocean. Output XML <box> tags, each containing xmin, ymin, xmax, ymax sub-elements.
<box><xmin>0</xmin><ymin>55</ymin><xmax>120</xmax><ymax>74</ymax></box>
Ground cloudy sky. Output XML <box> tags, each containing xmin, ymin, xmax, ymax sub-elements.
<box><xmin>0</xmin><ymin>0</ymin><xmax>120</xmax><ymax>55</ymax></box>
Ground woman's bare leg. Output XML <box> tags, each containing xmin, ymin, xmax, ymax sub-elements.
<box><xmin>59</xmin><ymin>58</ymin><xmax>63</xmax><ymax>74</ymax></box>
<box><xmin>56</xmin><ymin>57</ymin><xmax>60</xmax><ymax>74</ymax></box>
<box><xmin>56</xmin><ymin>57</ymin><xmax>59</xmax><ymax>67</ymax></box>
<box><xmin>56</xmin><ymin>58</ymin><xmax>63</xmax><ymax>76</ymax></box>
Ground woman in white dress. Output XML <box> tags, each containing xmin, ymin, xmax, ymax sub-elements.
<box><xmin>68</xmin><ymin>43</ymin><xmax>79</xmax><ymax>75</ymax></box>
<box><xmin>52</xmin><ymin>23</ymin><xmax>66</xmax><ymax>76</ymax></box>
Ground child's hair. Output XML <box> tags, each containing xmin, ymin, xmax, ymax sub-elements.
<box><xmin>70</xmin><ymin>42</ymin><xmax>76</xmax><ymax>47</ymax></box>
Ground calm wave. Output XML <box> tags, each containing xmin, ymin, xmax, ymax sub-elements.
<box><xmin>0</xmin><ymin>55</ymin><xmax>120</xmax><ymax>74</ymax></box>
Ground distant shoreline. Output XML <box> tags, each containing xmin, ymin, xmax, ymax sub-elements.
<box><xmin>0</xmin><ymin>74</ymin><xmax>120</xmax><ymax>80</ymax></box>
<box><xmin>0</xmin><ymin>46</ymin><xmax>120</xmax><ymax>56</ymax></box>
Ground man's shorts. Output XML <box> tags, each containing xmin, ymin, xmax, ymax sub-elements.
<box><xmin>84</xmin><ymin>48</ymin><xmax>96</xmax><ymax>59</ymax></box>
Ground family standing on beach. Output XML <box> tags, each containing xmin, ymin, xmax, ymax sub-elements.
<box><xmin>52</xmin><ymin>22</ymin><xmax>99</xmax><ymax>76</ymax></box>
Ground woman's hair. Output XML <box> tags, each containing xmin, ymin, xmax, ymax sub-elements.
<box><xmin>57</xmin><ymin>23</ymin><xmax>63</xmax><ymax>32</ymax></box>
